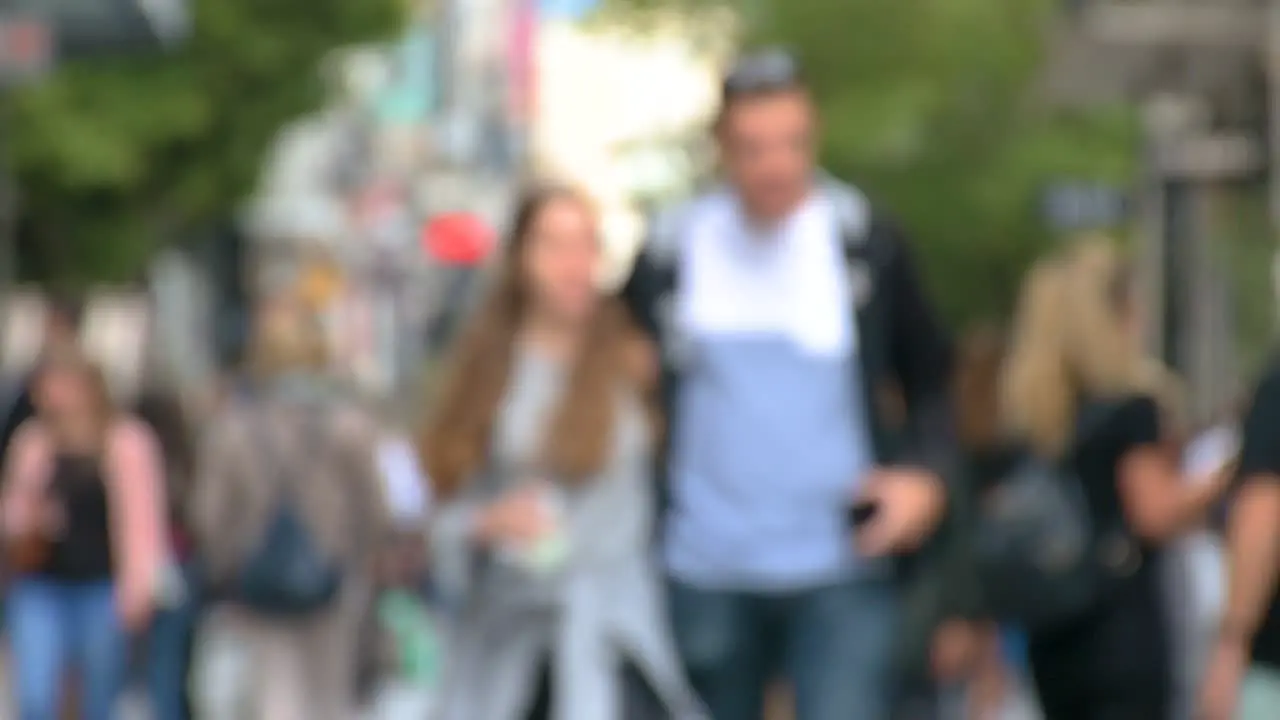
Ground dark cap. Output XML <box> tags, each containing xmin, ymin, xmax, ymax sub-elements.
<box><xmin>720</xmin><ymin>48</ymin><xmax>805</xmax><ymax>107</ymax></box>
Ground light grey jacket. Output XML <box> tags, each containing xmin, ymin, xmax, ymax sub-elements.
<box><xmin>430</xmin><ymin>352</ymin><xmax>705</xmax><ymax>720</ymax></box>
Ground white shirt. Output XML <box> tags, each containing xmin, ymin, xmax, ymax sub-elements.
<box><xmin>377</xmin><ymin>436</ymin><xmax>431</xmax><ymax>527</ymax></box>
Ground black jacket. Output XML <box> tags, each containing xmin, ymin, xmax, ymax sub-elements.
<box><xmin>619</xmin><ymin>180</ymin><xmax>975</xmax><ymax>678</ymax></box>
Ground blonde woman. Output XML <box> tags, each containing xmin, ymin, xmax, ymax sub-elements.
<box><xmin>1000</xmin><ymin>241</ymin><xmax>1230</xmax><ymax>720</ymax></box>
<box><xmin>190</xmin><ymin>297</ymin><xmax>387</xmax><ymax>720</ymax></box>
<box><xmin>1</xmin><ymin>346</ymin><xmax>168</xmax><ymax>720</ymax></box>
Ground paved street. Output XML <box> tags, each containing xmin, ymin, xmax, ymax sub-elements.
<box><xmin>0</xmin><ymin>652</ymin><xmax>436</xmax><ymax>720</ymax></box>
<box><xmin>0</xmin><ymin>642</ymin><xmax>1040</xmax><ymax>720</ymax></box>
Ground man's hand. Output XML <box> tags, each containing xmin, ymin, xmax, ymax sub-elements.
<box><xmin>854</xmin><ymin>468</ymin><xmax>945</xmax><ymax>556</ymax></box>
<box><xmin>1199</xmin><ymin>633</ymin><xmax>1248</xmax><ymax>720</ymax></box>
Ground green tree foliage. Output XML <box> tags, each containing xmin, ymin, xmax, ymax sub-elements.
<box><xmin>602</xmin><ymin>0</ymin><xmax>1137</xmax><ymax>326</ymax></box>
<box><xmin>9</xmin><ymin>0</ymin><xmax>402</xmax><ymax>285</ymax></box>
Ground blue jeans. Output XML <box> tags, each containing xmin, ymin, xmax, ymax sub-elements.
<box><xmin>147</xmin><ymin>562</ymin><xmax>203</xmax><ymax>720</ymax></box>
<box><xmin>999</xmin><ymin>627</ymin><xmax>1027</xmax><ymax>671</ymax></box>
<box><xmin>7</xmin><ymin>577</ymin><xmax>128</xmax><ymax>720</ymax></box>
<box><xmin>668</xmin><ymin>574</ymin><xmax>898</xmax><ymax>720</ymax></box>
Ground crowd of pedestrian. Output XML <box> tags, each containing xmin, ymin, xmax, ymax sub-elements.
<box><xmin>417</xmin><ymin>48</ymin><xmax>1280</xmax><ymax>720</ymax></box>
<box><xmin>3</xmin><ymin>47</ymin><xmax>1280</xmax><ymax>720</ymax></box>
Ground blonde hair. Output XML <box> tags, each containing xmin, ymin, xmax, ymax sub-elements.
<box><xmin>1000</xmin><ymin>239</ymin><xmax>1145</xmax><ymax>454</ymax></box>
<box><xmin>247</xmin><ymin>295</ymin><xmax>329</xmax><ymax>377</ymax></box>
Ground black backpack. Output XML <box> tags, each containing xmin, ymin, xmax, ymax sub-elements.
<box><xmin>974</xmin><ymin>403</ymin><xmax>1142</xmax><ymax>632</ymax></box>
<box><xmin>234</xmin><ymin>415</ymin><xmax>345</xmax><ymax>615</ymax></box>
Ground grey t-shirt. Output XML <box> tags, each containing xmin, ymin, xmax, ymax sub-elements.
<box><xmin>490</xmin><ymin>346</ymin><xmax>568</xmax><ymax>490</ymax></box>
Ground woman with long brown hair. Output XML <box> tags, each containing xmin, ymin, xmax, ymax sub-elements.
<box><xmin>423</xmin><ymin>184</ymin><xmax>703</xmax><ymax>720</ymax></box>
<box><xmin>2</xmin><ymin>345</ymin><xmax>168</xmax><ymax>720</ymax></box>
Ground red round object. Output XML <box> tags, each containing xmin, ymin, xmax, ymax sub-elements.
<box><xmin>421</xmin><ymin>212</ymin><xmax>495</xmax><ymax>265</ymax></box>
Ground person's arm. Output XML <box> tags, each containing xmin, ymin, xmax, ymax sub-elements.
<box><xmin>1</xmin><ymin>421</ymin><xmax>50</xmax><ymax>538</ymax></box>
<box><xmin>428</xmin><ymin>484</ymin><xmax>491</xmax><ymax>602</ymax></box>
<box><xmin>1117</xmin><ymin>398</ymin><xmax>1230</xmax><ymax>542</ymax></box>
<box><xmin>104</xmin><ymin>418</ymin><xmax>169</xmax><ymax>630</ymax></box>
<box><xmin>429</xmin><ymin>477</ymin><xmax>557</xmax><ymax>601</ymax></box>
<box><xmin>870</xmin><ymin>221</ymin><xmax>984</xmax><ymax>659</ymax></box>
<box><xmin>1220</xmin><ymin>371</ymin><xmax>1280</xmax><ymax>643</ymax></box>
<box><xmin>881</xmin><ymin>218</ymin><xmax>956</xmax><ymax>486</ymax></box>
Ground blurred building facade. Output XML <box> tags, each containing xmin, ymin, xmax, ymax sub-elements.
<box><xmin>1046</xmin><ymin>1</ymin><xmax>1276</xmax><ymax>421</ymax></box>
<box><xmin>530</xmin><ymin>11</ymin><xmax>731</xmax><ymax>287</ymax></box>
<box><xmin>142</xmin><ymin>0</ymin><xmax>536</xmax><ymax>410</ymax></box>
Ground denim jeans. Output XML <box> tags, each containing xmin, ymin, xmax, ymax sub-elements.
<box><xmin>668</xmin><ymin>574</ymin><xmax>898</xmax><ymax>720</ymax></box>
<box><xmin>894</xmin><ymin>683</ymin><xmax>969</xmax><ymax>720</ymax></box>
<box><xmin>7</xmin><ymin>577</ymin><xmax>127</xmax><ymax>720</ymax></box>
<box><xmin>148</xmin><ymin>562</ymin><xmax>203</xmax><ymax>720</ymax></box>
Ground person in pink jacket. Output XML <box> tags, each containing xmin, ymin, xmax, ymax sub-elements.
<box><xmin>1</xmin><ymin>345</ymin><xmax>168</xmax><ymax>720</ymax></box>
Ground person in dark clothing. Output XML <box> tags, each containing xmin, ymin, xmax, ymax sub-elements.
<box><xmin>1000</xmin><ymin>241</ymin><xmax>1230</xmax><ymax>720</ymax></box>
<box><xmin>0</xmin><ymin>294</ymin><xmax>84</xmax><ymax>476</ymax></box>
<box><xmin>947</xmin><ymin>325</ymin><xmax>1021</xmax><ymax>719</ymax></box>
<box><xmin>134</xmin><ymin>388</ymin><xmax>200</xmax><ymax>720</ymax></box>
<box><xmin>1201</xmin><ymin>359</ymin><xmax>1280</xmax><ymax>719</ymax></box>
<box><xmin>619</xmin><ymin>49</ymin><xmax>960</xmax><ymax>720</ymax></box>
<box><xmin>2</xmin><ymin>346</ymin><xmax>168</xmax><ymax>720</ymax></box>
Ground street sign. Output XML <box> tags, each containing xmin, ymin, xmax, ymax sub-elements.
<box><xmin>1041</xmin><ymin>181</ymin><xmax>1129</xmax><ymax>233</ymax></box>
<box><xmin>0</xmin><ymin>15</ymin><xmax>52</xmax><ymax>85</ymax></box>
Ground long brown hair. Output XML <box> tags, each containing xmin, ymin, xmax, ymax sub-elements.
<box><xmin>31</xmin><ymin>344</ymin><xmax>118</xmax><ymax>453</ymax></box>
<box><xmin>420</xmin><ymin>184</ymin><xmax>651</xmax><ymax>499</ymax></box>
<box><xmin>954</xmin><ymin>324</ymin><xmax>1005</xmax><ymax>450</ymax></box>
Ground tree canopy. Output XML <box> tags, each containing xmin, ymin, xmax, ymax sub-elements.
<box><xmin>9</xmin><ymin>0</ymin><xmax>401</xmax><ymax>285</ymax></box>
<box><xmin>602</xmin><ymin>0</ymin><xmax>1137</xmax><ymax>327</ymax></box>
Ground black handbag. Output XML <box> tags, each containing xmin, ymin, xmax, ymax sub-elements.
<box><xmin>973</xmin><ymin>402</ymin><xmax>1141</xmax><ymax>632</ymax></box>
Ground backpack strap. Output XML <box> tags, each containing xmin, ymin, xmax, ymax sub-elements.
<box><xmin>250</xmin><ymin>402</ymin><xmax>379</xmax><ymax>557</ymax></box>
<box><xmin>248</xmin><ymin>401</ymin><xmax>329</xmax><ymax>502</ymax></box>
